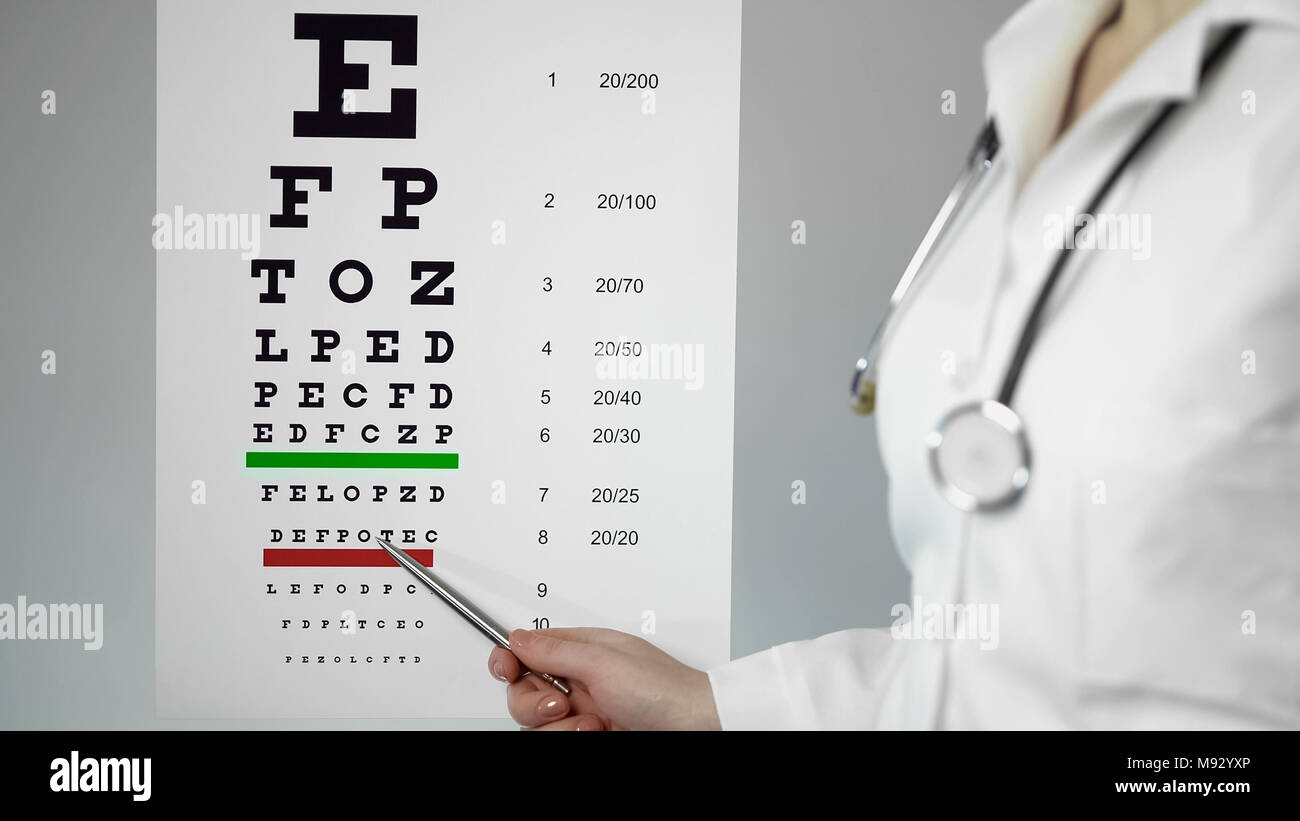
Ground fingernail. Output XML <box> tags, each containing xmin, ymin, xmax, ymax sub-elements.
<box><xmin>511</xmin><ymin>629</ymin><xmax>532</xmax><ymax>647</ymax></box>
<box><xmin>539</xmin><ymin>697</ymin><xmax>566</xmax><ymax>718</ymax></box>
<box><xmin>575</xmin><ymin>717</ymin><xmax>601</xmax><ymax>731</ymax></box>
<box><xmin>492</xmin><ymin>662</ymin><xmax>506</xmax><ymax>682</ymax></box>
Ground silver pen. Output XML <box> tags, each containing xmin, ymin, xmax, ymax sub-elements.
<box><xmin>375</xmin><ymin>538</ymin><xmax>571</xmax><ymax>695</ymax></box>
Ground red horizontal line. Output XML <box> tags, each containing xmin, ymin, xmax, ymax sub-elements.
<box><xmin>262</xmin><ymin>548</ymin><xmax>433</xmax><ymax>568</ymax></box>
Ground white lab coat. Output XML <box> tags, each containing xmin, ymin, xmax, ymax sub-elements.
<box><xmin>708</xmin><ymin>0</ymin><xmax>1300</xmax><ymax>730</ymax></box>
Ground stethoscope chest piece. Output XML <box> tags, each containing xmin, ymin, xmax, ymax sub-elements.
<box><xmin>926</xmin><ymin>400</ymin><xmax>1030</xmax><ymax>513</ymax></box>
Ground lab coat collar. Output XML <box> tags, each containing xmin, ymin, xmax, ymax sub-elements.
<box><xmin>983</xmin><ymin>0</ymin><xmax>1300</xmax><ymax>191</ymax></box>
<box><xmin>982</xmin><ymin>0</ymin><xmax>1120</xmax><ymax>191</ymax></box>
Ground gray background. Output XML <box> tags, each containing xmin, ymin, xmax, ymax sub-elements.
<box><xmin>0</xmin><ymin>0</ymin><xmax>1019</xmax><ymax>729</ymax></box>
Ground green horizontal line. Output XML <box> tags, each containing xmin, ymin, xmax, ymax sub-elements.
<box><xmin>245</xmin><ymin>452</ymin><xmax>459</xmax><ymax>469</ymax></box>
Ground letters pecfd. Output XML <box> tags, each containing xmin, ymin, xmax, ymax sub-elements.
<box><xmin>253</xmin><ymin>379</ymin><xmax>453</xmax><ymax>410</ymax></box>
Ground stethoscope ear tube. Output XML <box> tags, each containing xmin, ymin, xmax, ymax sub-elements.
<box><xmin>849</xmin><ymin>119</ymin><xmax>1003</xmax><ymax>415</ymax></box>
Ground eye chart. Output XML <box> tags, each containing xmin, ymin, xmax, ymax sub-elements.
<box><xmin>155</xmin><ymin>1</ymin><xmax>741</xmax><ymax>718</ymax></box>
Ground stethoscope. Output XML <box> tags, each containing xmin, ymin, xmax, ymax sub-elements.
<box><xmin>849</xmin><ymin>22</ymin><xmax>1248</xmax><ymax>513</ymax></box>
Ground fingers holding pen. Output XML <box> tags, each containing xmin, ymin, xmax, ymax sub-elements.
<box><xmin>490</xmin><ymin>629</ymin><xmax>619</xmax><ymax>729</ymax></box>
<box><xmin>489</xmin><ymin>629</ymin><xmax>594</xmax><ymax>684</ymax></box>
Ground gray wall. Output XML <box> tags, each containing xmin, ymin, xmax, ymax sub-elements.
<box><xmin>0</xmin><ymin>0</ymin><xmax>1020</xmax><ymax>729</ymax></box>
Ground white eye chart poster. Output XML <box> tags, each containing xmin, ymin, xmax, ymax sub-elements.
<box><xmin>155</xmin><ymin>0</ymin><xmax>741</xmax><ymax>718</ymax></box>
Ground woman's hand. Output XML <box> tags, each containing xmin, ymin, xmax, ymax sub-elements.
<box><xmin>487</xmin><ymin>627</ymin><xmax>722</xmax><ymax>731</ymax></box>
